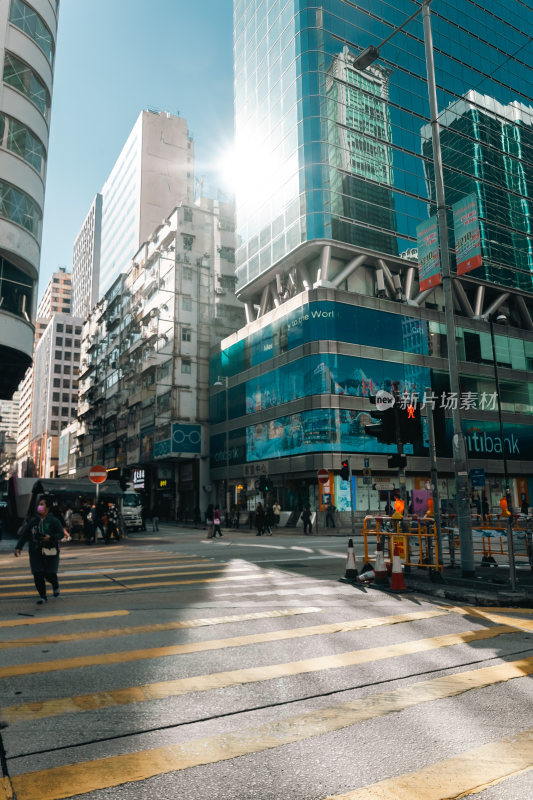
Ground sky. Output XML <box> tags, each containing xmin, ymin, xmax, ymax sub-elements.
<box><xmin>39</xmin><ymin>0</ymin><xmax>235</xmax><ymax>301</ymax></box>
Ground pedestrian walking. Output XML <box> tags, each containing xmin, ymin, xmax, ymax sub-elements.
<box><xmin>301</xmin><ymin>505</ymin><xmax>312</xmax><ymax>535</ymax></box>
<box><xmin>265</xmin><ymin>504</ymin><xmax>275</xmax><ymax>535</ymax></box>
<box><xmin>14</xmin><ymin>495</ymin><xmax>64</xmax><ymax>604</ymax></box>
<box><xmin>325</xmin><ymin>501</ymin><xmax>336</xmax><ymax>528</ymax></box>
<box><xmin>272</xmin><ymin>500</ymin><xmax>281</xmax><ymax>528</ymax></box>
<box><xmin>213</xmin><ymin>505</ymin><xmax>223</xmax><ymax>537</ymax></box>
<box><xmin>206</xmin><ymin>504</ymin><xmax>215</xmax><ymax>539</ymax></box>
<box><xmin>255</xmin><ymin>502</ymin><xmax>265</xmax><ymax>536</ymax></box>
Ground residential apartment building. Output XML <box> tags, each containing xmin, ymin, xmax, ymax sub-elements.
<box><xmin>77</xmin><ymin>198</ymin><xmax>243</xmax><ymax>518</ymax></box>
<box><xmin>29</xmin><ymin>313</ymin><xmax>82</xmax><ymax>477</ymax></box>
<box><xmin>211</xmin><ymin>0</ymin><xmax>533</xmax><ymax>515</ymax></box>
<box><xmin>15</xmin><ymin>268</ymin><xmax>71</xmax><ymax>475</ymax></box>
<box><xmin>0</xmin><ymin>0</ymin><xmax>60</xmax><ymax>398</ymax></box>
<box><xmin>71</xmin><ymin>196</ymin><xmax>102</xmax><ymax>318</ymax></box>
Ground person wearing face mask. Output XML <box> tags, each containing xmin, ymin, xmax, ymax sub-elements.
<box><xmin>14</xmin><ymin>495</ymin><xmax>64</xmax><ymax>604</ymax></box>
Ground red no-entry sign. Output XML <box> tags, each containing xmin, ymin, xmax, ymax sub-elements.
<box><xmin>89</xmin><ymin>465</ymin><xmax>108</xmax><ymax>484</ymax></box>
<box><xmin>317</xmin><ymin>468</ymin><xmax>329</xmax><ymax>484</ymax></box>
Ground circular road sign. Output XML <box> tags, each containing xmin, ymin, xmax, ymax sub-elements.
<box><xmin>317</xmin><ymin>468</ymin><xmax>329</xmax><ymax>484</ymax></box>
<box><xmin>89</xmin><ymin>465</ymin><xmax>108</xmax><ymax>484</ymax></box>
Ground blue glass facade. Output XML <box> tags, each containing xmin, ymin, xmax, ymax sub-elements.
<box><xmin>233</xmin><ymin>0</ymin><xmax>533</xmax><ymax>293</ymax></box>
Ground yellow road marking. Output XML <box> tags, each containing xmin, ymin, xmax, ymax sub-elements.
<box><xmin>8</xmin><ymin>660</ymin><xmax>533</xmax><ymax>800</ymax></box>
<box><xmin>0</xmin><ymin>564</ymin><xmax>257</xmax><ymax>588</ymax></box>
<box><xmin>0</xmin><ymin>614</ymin><xmax>506</xmax><ymax>717</ymax></box>
<box><xmin>324</xmin><ymin>727</ymin><xmax>533</xmax><ymax>799</ymax></box>
<box><xmin>0</xmin><ymin>776</ymin><xmax>14</xmax><ymax>800</ymax></box>
<box><xmin>0</xmin><ymin>611</ymin><xmax>129</xmax><ymax>629</ymax></box>
<box><xmin>0</xmin><ymin>607</ymin><xmax>322</xmax><ymax>648</ymax></box>
<box><xmin>0</xmin><ymin>571</ymin><xmax>277</xmax><ymax>598</ymax></box>
<box><xmin>0</xmin><ymin>555</ymin><xmax>208</xmax><ymax>571</ymax></box>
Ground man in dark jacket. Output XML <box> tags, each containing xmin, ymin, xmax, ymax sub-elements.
<box><xmin>14</xmin><ymin>495</ymin><xmax>64</xmax><ymax>604</ymax></box>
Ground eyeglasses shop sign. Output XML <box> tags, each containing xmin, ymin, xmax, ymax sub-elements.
<box><xmin>154</xmin><ymin>424</ymin><xmax>202</xmax><ymax>458</ymax></box>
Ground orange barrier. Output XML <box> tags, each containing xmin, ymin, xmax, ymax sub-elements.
<box><xmin>362</xmin><ymin>516</ymin><xmax>441</xmax><ymax>572</ymax></box>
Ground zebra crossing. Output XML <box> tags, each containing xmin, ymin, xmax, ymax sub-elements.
<box><xmin>0</xmin><ymin>546</ymin><xmax>532</xmax><ymax>800</ymax></box>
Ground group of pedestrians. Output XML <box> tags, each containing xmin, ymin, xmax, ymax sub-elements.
<box><xmin>254</xmin><ymin>501</ymin><xmax>280</xmax><ymax>535</ymax></box>
<box><xmin>205</xmin><ymin>504</ymin><xmax>223</xmax><ymax>539</ymax></box>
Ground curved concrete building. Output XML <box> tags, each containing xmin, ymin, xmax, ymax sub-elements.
<box><xmin>0</xmin><ymin>0</ymin><xmax>59</xmax><ymax>398</ymax></box>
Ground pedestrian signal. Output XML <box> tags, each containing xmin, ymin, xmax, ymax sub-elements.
<box><xmin>340</xmin><ymin>460</ymin><xmax>350</xmax><ymax>481</ymax></box>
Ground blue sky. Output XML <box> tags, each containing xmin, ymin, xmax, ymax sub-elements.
<box><xmin>39</xmin><ymin>0</ymin><xmax>234</xmax><ymax>300</ymax></box>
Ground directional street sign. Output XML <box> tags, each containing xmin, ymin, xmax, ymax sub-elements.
<box><xmin>374</xmin><ymin>482</ymin><xmax>395</xmax><ymax>491</ymax></box>
<box><xmin>89</xmin><ymin>465</ymin><xmax>108</xmax><ymax>485</ymax></box>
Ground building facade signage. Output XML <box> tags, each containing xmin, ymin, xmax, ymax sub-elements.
<box><xmin>58</xmin><ymin>431</ymin><xmax>69</xmax><ymax>472</ymax></box>
<box><xmin>154</xmin><ymin>423</ymin><xmax>202</xmax><ymax>458</ymax></box>
<box><xmin>453</xmin><ymin>193</ymin><xmax>482</xmax><ymax>275</ymax></box>
<box><xmin>132</xmin><ymin>468</ymin><xmax>145</xmax><ymax>489</ymax></box>
<box><xmin>416</xmin><ymin>216</ymin><xmax>441</xmax><ymax>291</ymax></box>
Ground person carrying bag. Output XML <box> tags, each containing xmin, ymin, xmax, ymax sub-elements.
<box><xmin>14</xmin><ymin>495</ymin><xmax>64</xmax><ymax>604</ymax></box>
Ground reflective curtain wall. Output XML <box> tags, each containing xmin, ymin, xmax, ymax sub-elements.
<box><xmin>233</xmin><ymin>0</ymin><xmax>533</xmax><ymax>293</ymax></box>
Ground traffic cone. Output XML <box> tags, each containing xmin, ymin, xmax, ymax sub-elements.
<box><xmin>339</xmin><ymin>538</ymin><xmax>358</xmax><ymax>583</ymax></box>
<box><xmin>389</xmin><ymin>542</ymin><xmax>408</xmax><ymax>592</ymax></box>
<box><xmin>373</xmin><ymin>540</ymin><xmax>389</xmax><ymax>586</ymax></box>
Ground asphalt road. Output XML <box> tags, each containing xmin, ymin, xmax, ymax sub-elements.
<box><xmin>1</xmin><ymin>526</ymin><xmax>532</xmax><ymax>800</ymax></box>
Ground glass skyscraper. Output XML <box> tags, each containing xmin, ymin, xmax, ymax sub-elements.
<box><xmin>233</xmin><ymin>0</ymin><xmax>533</xmax><ymax>296</ymax></box>
<box><xmin>212</xmin><ymin>0</ymin><xmax>533</xmax><ymax>515</ymax></box>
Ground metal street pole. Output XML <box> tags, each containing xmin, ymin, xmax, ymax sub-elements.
<box><xmin>352</xmin><ymin>0</ymin><xmax>474</xmax><ymax>576</ymax></box>
<box><xmin>425</xmin><ymin>386</ymin><xmax>443</xmax><ymax>569</ymax></box>
<box><xmin>421</xmin><ymin>0</ymin><xmax>474</xmax><ymax>576</ymax></box>
<box><xmin>489</xmin><ymin>319</ymin><xmax>517</xmax><ymax>590</ymax></box>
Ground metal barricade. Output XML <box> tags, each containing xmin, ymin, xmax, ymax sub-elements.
<box><xmin>362</xmin><ymin>516</ymin><xmax>441</xmax><ymax>573</ymax></box>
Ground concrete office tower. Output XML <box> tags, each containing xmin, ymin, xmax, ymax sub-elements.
<box><xmin>15</xmin><ymin>268</ymin><xmax>71</xmax><ymax>476</ymax></box>
<box><xmin>71</xmin><ymin>194</ymin><xmax>102</xmax><ymax>318</ymax></box>
<box><xmin>0</xmin><ymin>0</ymin><xmax>59</xmax><ymax>398</ymax></box>
<box><xmin>30</xmin><ymin>313</ymin><xmax>83</xmax><ymax>477</ymax></box>
<box><xmin>97</xmin><ymin>110</ymin><xmax>194</xmax><ymax>298</ymax></box>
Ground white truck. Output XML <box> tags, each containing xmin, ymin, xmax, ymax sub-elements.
<box><xmin>120</xmin><ymin>484</ymin><xmax>143</xmax><ymax>531</ymax></box>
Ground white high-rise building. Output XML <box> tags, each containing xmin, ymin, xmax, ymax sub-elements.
<box><xmin>72</xmin><ymin>110</ymin><xmax>194</xmax><ymax>308</ymax></box>
<box><xmin>71</xmin><ymin>194</ymin><xmax>102</xmax><ymax>318</ymax></box>
<box><xmin>0</xmin><ymin>0</ymin><xmax>60</xmax><ymax>399</ymax></box>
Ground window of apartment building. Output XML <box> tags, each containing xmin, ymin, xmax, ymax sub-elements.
<box><xmin>74</xmin><ymin>340</ymin><xmax>80</xmax><ymax>348</ymax></box>
<box><xmin>183</xmin><ymin>208</ymin><xmax>193</xmax><ymax>222</ymax></box>
<box><xmin>182</xmin><ymin>235</ymin><xmax>193</xmax><ymax>251</ymax></box>
<box><xmin>62</xmin><ymin>379</ymin><xmax>70</xmax><ymax>388</ymax></box>
<box><xmin>181</xmin><ymin>328</ymin><xmax>191</xmax><ymax>342</ymax></box>
<box><xmin>50</xmin><ymin>420</ymin><xmax>58</xmax><ymax>431</ymax></box>
<box><xmin>56</xmin><ymin>323</ymin><xmax>63</xmax><ymax>332</ymax></box>
<box><xmin>182</xmin><ymin>297</ymin><xmax>192</xmax><ymax>311</ymax></box>
<box><xmin>55</xmin><ymin>350</ymin><xmax>62</xmax><ymax>360</ymax></box>
<box><xmin>62</xmin><ymin>393</ymin><xmax>69</xmax><ymax>403</ymax></box>
<box><xmin>55</xmin><ymin>336</ymin><xmax>62</xmax><ymax>345</ymax></box>
<box><xmin>53</xmin><ymin>278</ymin><xmax>59</xmax><ymax>283</ymax></box>
<box><xmin>183</xmin><ymin>267</ymin><xmax>193</xmax><ymax>281</ymax></box>
<box><xmin>53</xmin><ymin>378</ymin><xmax>60</xmax><ymax>387</ymax></box>
<box><xmin>71</xmin><ymin>394</ymin><xmax>77</xmax><ymax>404</ymax></box>
<box><xmin>64</xmin><ymin>366</ymin><xmax>70</xmax><ymax>374</ymax></box>
<box><xmin>181</xmin><ymin>360</ymin><xmax>192</xmax><ymax>374</ymax></box>
<box><xmin>52</xmin><ymin>406</ymin><xmax>59</xmax><ymax>416</ymax></box>
<box><xmin>54</xmin><ymin>365</ymin><xmax>61</xmax><ymax>374</ymax></box>
<box><xmin>219</xmin><ymin>246</ymin><xmax>235</xmax><ymax>263</ymax></box>
<box><xmin>66</xmin><ymin>325</ymin><xmax>72</xmax><ymax>333</ymax></box>
<box><xmin>74</xmin><ymin>353</ymin><xmax>80</xmax><ymax>362</ymax></box>
<box><xmin>75</xmin><ymin>327</ymin><xmax>81</xmax><ymax>335</ymax></box>
<box><xmin>64</xmin><ymin>352</ymin><xmax>71</xmax><ymax>360</ymax></box>
<box><xmin>52</xmin><ymin>392</ymin><xmax>59</xmax><ymax>401</ymax></box>
<box><xmin>62</xmin><ymin>306</ymin><xmax>69</xmax><ymax>312</ymax></box>
<box><xmin>64</xmin><ymin>338</ymin><xmax>72</xmax><ymax>347</ymax></box>
<box><xmin>61</xmin><ymin>408</ymin><xmax>69</xmax><ymax>416</ymax></box>
<box><xmin>72</xmin><ymin>380</ymin><xmax>78</xmax><ymax>389</ymax></box>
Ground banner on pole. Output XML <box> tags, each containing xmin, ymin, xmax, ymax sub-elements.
<box><xmin>416</xmin><ymin>216</ymin><xmax>441</xmax><ymax>291</ymax></box>
<box><xmin>453</xmin><ymin>193</ymin><xmax>482</xmax><ymax>275</ymax></box>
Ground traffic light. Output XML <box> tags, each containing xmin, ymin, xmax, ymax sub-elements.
<box><xmin>397</xmin><ymin>402</ymin><xmax>423</xmax><ymax>449</ymax></box>
<box><xmin>365</xmin><ymin>396</ymin><xmax>396</xmax><ymax>445</ymax></box>
<box><xmin>340</xmin><ymin>460</ymin><xmax>350</xmax><ymax>481</ymax></box>
<box><xmin>259</xmin><ymin>475</ymin><xmax>270</xmax><ymax>493</ymax></box>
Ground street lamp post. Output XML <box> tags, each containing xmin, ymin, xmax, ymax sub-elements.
<box><xmin>352</xmin><ymin>0</ymin><xmax>474</xmax><ymax>576</ymax></box>
<box><xmin>214</xmin><ymin>376</ymin><xmax>230</xmax><ymax>520</ymax></box>
<box><xmin>489</xmin><ymin>316</ymin><xmax>517</xmax><ymax>590</ymax></box>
